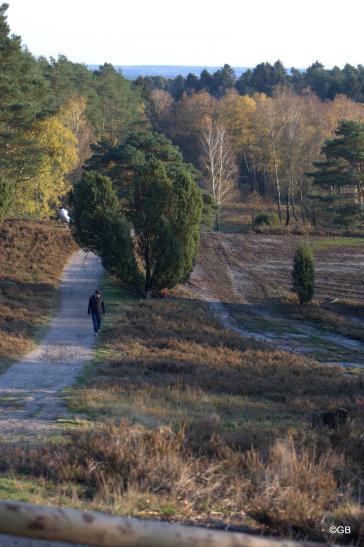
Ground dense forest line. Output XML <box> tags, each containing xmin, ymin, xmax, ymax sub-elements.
<box><xmin>136</xmin><ymin>61</ymin><xmax>364</xmax><ymax>102</ymax></box>
<box><xmin>1</xmin><ymin>1</ymin><xmax>363</xmax><ymax>233</ymax></box>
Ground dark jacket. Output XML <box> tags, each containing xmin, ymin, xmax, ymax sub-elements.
<box><xmin>88</xmin><ymin>294</ymin><xmax>105</xmax><ymax>315</ymax></box>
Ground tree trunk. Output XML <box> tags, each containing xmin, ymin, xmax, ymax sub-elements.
<box><xmin>262</xmin><ymin>166</ymin><xmax>267</xmax><ymax>196</ymax></box>
<box><xmin>300</xmin><ymin>188</ymin><xmax>306</xmax><ymax>224</ymax></box>
<box><xmin>271</xmin><ymin>142</ymin><xmax>282</xmax><ymax>223</ymax></box>
<box><xmin>242</xmin><ymin>150</ymin><xmax>253</xmax><ymax>191</ymax></box>
<box><xmin>0</xmin><ymin>498</ymin><xmax>326</xmax><ymax>547</ymax></box>
<box><xmin>277</xmin><ymin>192</ymin><xmax>282</xmax><ymax>223</ymax></box>
<box><xmin>273</xmin><ymin>174</ymin><xmax>282</xmax><ymax>223</ymax></box>
<box><xmin>215</xmin><ymin>211</ymin><xmax>220</xmax><ymax>232</ymax></box>
<box><xmin>291</xmin><ymin>193</ymin><xmax>298</xmax><ymax>222</ymax></box>
<box><xmin>285</xmin><ymin>191</ymin><xmax>290</xmax><ymax>226</ymax></box>
<box><xmin>144</xmin><ymin>246</ymin><xmax>152</xmax><ymax>298</ymax></box>
<box><xmin>312</xmin><ymin>206</ymin><xmax>317</xmax><ymax>228</ymax></box>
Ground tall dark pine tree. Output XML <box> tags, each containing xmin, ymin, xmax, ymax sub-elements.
<box><xmin>290</xmin><ymin>67</ymin><xmax>305</xmax><ymax>94</ymax></box>
<box><xmin>311</xmin><ymin>120</ymin><xmax>364</xmax><ymax>195</ymax></box>
<box><xmin>0</xmin><ymin>3</ymin><xmax>50</xmax><ymax>184</ymax></box>
<box><xmin>185</xmin><ymin>73</ymin><xmax>199</xmax><ymax>95</ymax></box>
<box><xmin>40</xmin><ymin>55</ymin><xmax>97</xmax><ymax>118</ymax></box>
<box><xmin>235</xmin><ymin>68</ymin><xmax>253</xmax><ymax>94</ymax></box>
<box><xmin>309</xmin><ymin>120</ymin><xmax>364</xmax><ymax>226</ymax></box>
<box><xmin>249</xmin><ymin>62</ymin><xmax>275</xmax><ymax>95</ymax></box>
<box><xmin>211</xmin><ymin>64</ymin><xmax>236</xmax><ymax>97</ymax></box>
<box><xmin>303</xmin><ymin>61</ymin><xmax>330</xmax><ymax>100</ymax></box>
<box><xmin>272</xmin><ymin>60</ymin><xmax>288</xmax><ymax>87</ymax></box>
<box><xmin>342</xmin><ymin>63</ymin><xmax>362</xmax><ymax>102</ymax></box>
<box><xmin>199</xmin><ymin>69</ymin><xmax>213</xmax><ymax>92</ymax></box>
<box><xmin>169</xmin><ymin>75</ymin><xmax>185</xmax><ymax>100</ymax></box>
<box><xmin>92</xmin><ymin>63</ymin><xmax>145</xmax><ymax>144</ymax></box>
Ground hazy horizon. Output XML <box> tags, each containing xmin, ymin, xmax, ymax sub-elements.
<box><xmin>87</xmin><ymin>65</ymin><xmax>251</xmax><ymax>80</ymax></box>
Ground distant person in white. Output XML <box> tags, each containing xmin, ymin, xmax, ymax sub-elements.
<box><xmin>58</xmin><ymin>207</ymin><xmax>70</xmax><ymax>223</ymax></box>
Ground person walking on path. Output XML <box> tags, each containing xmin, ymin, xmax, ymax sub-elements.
<box><xmin>88</xmin><ymin>290</ymin><xmax>106</xmax><ymax>335</ymax></box>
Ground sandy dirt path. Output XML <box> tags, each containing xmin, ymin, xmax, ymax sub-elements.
<box><xmin>0</xmin><ymin>250</ymin><xmax>103</xmax><ymax>440</ymax></box>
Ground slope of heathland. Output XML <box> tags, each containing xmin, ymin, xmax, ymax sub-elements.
<box><xmin>1</xmin><ymin>263</ymin><xmax>362</xmax><ymax>543</ymax></box>
<box><xmin>0</xmin><ymin>220</ymin><xmax>77</xmax><ymax>370</ymax></box>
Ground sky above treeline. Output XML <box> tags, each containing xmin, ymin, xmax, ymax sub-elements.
<box><xmin>7</xmin><ymin>0</ymin><xmax>364</xmax><ymax>69</ymax></box>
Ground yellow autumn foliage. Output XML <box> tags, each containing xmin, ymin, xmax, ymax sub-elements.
<box><xmin>217</xmin><ymin>91</ymin><xmax>257</xmax><ymax>151</ymax></box>
<box><xmin>16</xmin><ymin>115</ymin><xmax>78</xmax><ymax>217</ymax></box>
<box><xmin>56</xmin><ymin>94</ymin><xmax>95</xmax><ymax>179</ymax></box>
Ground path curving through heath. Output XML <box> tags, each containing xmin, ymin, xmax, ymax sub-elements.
<box><xmin>186</xmin><ymin>233</ymin><xmax>364</xmax><ymax>369</ymax></box>
<box><xmin>0</xmin><ymin>250</ymin><xmax>103</xmax><ymax>440</ymax></box>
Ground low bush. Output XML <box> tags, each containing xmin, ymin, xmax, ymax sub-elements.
<box><xmin>253</xmin><ymin>212</ymin><xmax>280</xmax><ymax>227</ymax></box>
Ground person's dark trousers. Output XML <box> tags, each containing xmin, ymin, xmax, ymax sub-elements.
<box><xmin>91</xmin><ymin>313</ymin><xmax>102</xmax><ymax>334</ymax></box>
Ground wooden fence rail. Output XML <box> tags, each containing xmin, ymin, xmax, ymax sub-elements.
<box><xmin>0</xmin><ymin>499</ymin><xmax>330</xmax><ymax>547</ymax></box>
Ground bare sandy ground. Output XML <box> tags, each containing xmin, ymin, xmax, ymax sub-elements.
<box><xmin>0</xmin><ymin>250</ymin><xmax>103</xmax><ymax>440</ymax></box>
<box><xmin>186</xmin><ymin>233</ymin><xmax>364</xmax><ymax>368</ymax></box>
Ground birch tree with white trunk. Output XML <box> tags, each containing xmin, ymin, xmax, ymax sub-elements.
<box><xmin>200</xmin><ymin>121</ymin><xmax>237</xmax><ymax>230</ymax></box>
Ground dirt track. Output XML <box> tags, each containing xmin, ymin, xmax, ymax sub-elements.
<box><xmin>0</xmin><ymin>250</ymin><xmax>103</xmax><ymax>440</ymax></box>
<box><xmin>187</xmin><ymin>233</ymin><xmax>364</xmax><ymax>367</ymax></box>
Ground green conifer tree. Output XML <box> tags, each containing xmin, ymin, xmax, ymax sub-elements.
<box><xmin>292</xmin><ymin>243</ymin><xmax>315</xmax><ymax>304</ymax></box>
<box><xmin>72</xmin><ymin>171</ymin><xmax>139</xmax><ymax>284</ymax></box>
<box><xmin>77</xmin><ymin>132</ymin><xmax>203</xmax><ymax>295</ymax></box>
<box><xmin>0</xmin><ymin>2</ymin><xmax>51</xmax><ymax>202</ymax></box>
<box><xmin>309</xmin><ymin>120</ymin><xmax>364</xmax><ymax>226</ymax></box>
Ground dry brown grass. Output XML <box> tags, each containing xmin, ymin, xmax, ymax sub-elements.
<box><xmin>0</xmin><ymin>421</ymin><xmax>250</xmax><ymax>526</ymax></box>
<box><xmin>220</xmin><ymin>193</ymin><xmax>364</xmax><ymax>237</ymax></box>
<box><xmin>219</xmin><ymin>191</ymin><xmax>278</xmax><ymax>234</ymax></box>
<box><xmin>0</xmin><ymin>219</ymin><xmax>77</xmax><ymax>369</ymax></box>
<box><xmin>0</xmin><ymin>267</ymin><xmax>363</xmax><ymax>542</ymax></box>
<box><xmin>0</xmin><ymin>422</ymin><xmax>363</xmax><ymax>542</ymax></box>
<box><xmin>245</xmin><ymin>437</ymin><xmax>342</xmax><ymax>537</ymax></box>
<box><xmin>53</xmin><ymin>279</ymin><xmax>364</xmax><ymax>541</ymax></box>
<box><xmin>70</xmin><ymin>292</ymin><xmax>362</xmax><ymax>430</ymax></box>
